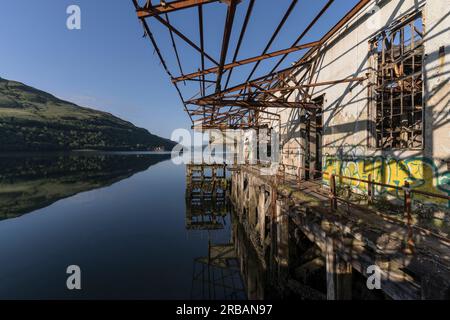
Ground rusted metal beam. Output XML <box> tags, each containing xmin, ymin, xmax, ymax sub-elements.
<box><xmin>215</xmin><ymin>0</ymin><xmax>239</xmax><ymax>93</ymax></box>
<box><xmin>192</xmin><ymin>124</ymin><xmax>267</xmax><ymax>130</ymax></box>
<box><xmin>191</xmin><ymin>99</ymin><xmax>319</xmax><ymax>110</ymax></box>
<box><xmin>261</xmin><ymin>76</ymin><xmax>367</xmax><ymax>93</ymax></box>
<box><xmin>139</xmin><ymin>18</ymin><xmax>194</xmax><ymax>122</ymax></box>
<box><xmin>210</xmin><ymin>0</ymin><xmax>239</xmax><ymax>125</ymax></box>
<box><xmin>224</xmin><ymin>0</ymin><xmax>255</xmax><ymax>90</ymax></box>
<box><xmin>269</xmin><ymin>0</ymin><xmax>335</xmax><ymax>74</ymax></box>
<box><xmin>244</xmin><ymin>0</ymin><xmax>298</xmax><ymax>82</ymax></box>
<box><xmin>137</xmin><ymin>0</ymin><xmax>220</xmax><ymax>18</ymax></box>
<box><xmin>192</xmin><ymin>109</ymin><xmax>246</xmax><ymax>123</ymax></box>
<box><xmin>191</xmin><ymin>108</ymin><xmax>278</xmax><ymax>127</ymax></box>
<box><xmin>153</xmin><ymin>14</ymin><xmax>220</xmax><ymax>66</ymax></box>
<box><xmin>172</xmin><ymin>40</ymin><xmax>321</xmax><ymax>83</ymax></box>
<box><xmin>291</xmin><ymin>0</ymin><xmax>372</xmax><ymax>70</ymax></box>
<box><xmin>198</xmin><ymin>5</ymin><xmax>206</xmax><ymax>96</ymax></box>
<box><xmin>264</xmin><ymin>0</ymin><xmax>371</xmax><ymax>97</ymax></box>
<box><xmin>205</xmin><ymin>0</ymin><xmax>371</xmax><ymax>101</ymax></box>
<box><xmin>132</xmin><ymin>0</ymin><xmax>374</xmax><ymax>130</ymax></box>
<box><xmin>188</xmin><ymin>62</ymin><xmax>308</xmax><ymax>102</ymax></box>
<box><xmin>250</xmin><ymin>83</ymin><xmax>280</xmax><ymax>101</ymax></box>
<box><xmin>164</xmin><ymin>13</ymin><xmax>185</xmax><ymax>80</ymax></box>
<box><xmin>190</xmin><ymin>105</ymin><xmax>279</xmax><ymax>118</ymax></box>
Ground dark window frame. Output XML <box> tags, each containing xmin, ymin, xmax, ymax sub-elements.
<box><xmin>368</xmin><ymin>12</ymin><xmax>425</xmax><ymax>150</ymax></box>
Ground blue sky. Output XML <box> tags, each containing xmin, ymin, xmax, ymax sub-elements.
<box><xmin>0</xmin><ymin>0</ymin><xmax>359</xmax><ymax>139</ymax></box>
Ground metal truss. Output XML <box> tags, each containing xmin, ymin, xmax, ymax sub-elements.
<box><xmin>131</xmin><ymin>0</ymin><xmax>371</xmax><ymax>130</ymax></box>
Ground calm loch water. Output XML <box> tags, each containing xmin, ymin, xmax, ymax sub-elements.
<box><xmin>0</xmin><ymin>152</ymin><xmax>245</xmax><ymax>299</ymax></box>
<box><xmin>0</xmin><ymin>153</ymin><xmax>397</xmax><ymax>300</ymax></box>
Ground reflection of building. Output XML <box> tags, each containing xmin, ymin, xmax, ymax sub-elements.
<box><xmin>191</xmin><ymin>242</ymin><xmax>246</xmax><ymax>300</ymax></box>
<box><xmin>185</xmin><ymin>164</ymin><xmax>229</xmax><ymax>230</ymax></box>
<box><xmin>186</xmin><ymin>164</ymin><xmax>247</xmax><ymax>300</ymax></box>
<box><xmin>231</xmin><ymin>219</ymin><xmax>270</xmax><ymax>300</ymax></box>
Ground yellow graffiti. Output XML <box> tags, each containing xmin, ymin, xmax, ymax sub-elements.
<box><xmin>323</xmin><ymin>156</ymin><xmax>449</xmax><ymax>205</ymax></box>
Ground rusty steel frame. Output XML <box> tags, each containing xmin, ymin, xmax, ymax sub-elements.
<box><xmin>137</xmin><ymin>0</ymin><xmax>221</xmax><ymax>18</ymax></box>
<box><xmin>132</xmin><ymin>0</ymin><xmax>373</xmax><ymax>130</ymax></box>
<box><xmin>172</xmin><ymin>40</ymin><xmax>321</xmax><ymax>83</ymax></box>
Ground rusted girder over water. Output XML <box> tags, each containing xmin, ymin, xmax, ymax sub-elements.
<box><xmin>189</xmin><ymin>99</ymin><xmax>319</xmax><ymax>110</ymax></box>
<box><xmin>132</xmin><ymin>0</ymin><xmax>373</xmax><ymax>129</ymax></box>
<box><xmin>172</xmin><ymin>40</ymin><xmax>321</xmax><ymax>83</ymax></box>
<box><xmin>137</xmin><ymin>0</ymin><xmax>221</xmax><ymax>18</ymax></box>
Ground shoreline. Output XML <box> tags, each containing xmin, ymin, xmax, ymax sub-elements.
<box><xmin>0</xmin><ymin>150</ymin><xmax>174</xmax><ymax>157</ymax></box>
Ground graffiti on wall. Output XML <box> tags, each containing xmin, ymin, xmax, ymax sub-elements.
<box><xmin>322</xmin><ymin>155</ymin><xmax>450</xmax><ymax>206</ymax></box>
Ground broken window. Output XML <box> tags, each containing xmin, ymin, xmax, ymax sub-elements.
<box><xmin>370</xmin><ymin>13</ymin><xmax>424</xmax><ymax>149</ymax></box>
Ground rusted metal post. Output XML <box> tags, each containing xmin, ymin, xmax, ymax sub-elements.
<box><xmin>330</xmin><ymin>174</ymin><xmax>337</xmax><ymax>211</ymax></box>
<box><xmin>403</xmin><ymin>180</ymin><xmax>414</xmax><ymax>254</ymax></box>
<box><xmin>311</xmin><ymin>166</ymin><xmax>316</xmax><ymax>180</ymax></box>
<box><xmin>367</xmin><ymin>173</ymin><xmax>373</xmax><ymax>204</ymax></box>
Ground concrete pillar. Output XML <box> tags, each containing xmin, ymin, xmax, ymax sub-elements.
<box><xmin>326</xmin><ymin>238</ymin><xmax>353</xmax><ymax>300</ymax></box>
<box><xmin>258</xmin><ymin>187</ymin><xmax>266</xmax><ymax>245</ymax></box>
<box><xmin>309</xmin><ymin>110</ymin><xmax>317</xmax><ymax>179</ymax></box>
<box><xmin>276</xmin><ymin>200</ymin><xmax>289</xmax><ymax>276</ymax></box>
<box><xmin>299</xmin><ymin>111</ymin><xmax>307</xmax><ymax>180</ymax></box>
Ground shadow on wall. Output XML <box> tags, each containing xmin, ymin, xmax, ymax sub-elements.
<box><xmin>322</xmin><ymin>154</ymin><xmax>450</xmax><ymax>207</ymax></box>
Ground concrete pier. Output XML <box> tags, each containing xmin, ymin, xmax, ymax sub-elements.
<box><xmin>229</xmin><ymin>165</ymin><xmax>450</xmax><ymax>300</ymax></box>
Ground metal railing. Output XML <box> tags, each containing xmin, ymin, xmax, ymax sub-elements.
<box><xmin>275</xmin><ymin>163</ymin><xmax>450</xmax><ymax>247</ymax></box>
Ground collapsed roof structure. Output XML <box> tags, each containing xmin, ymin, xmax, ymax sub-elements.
<box><xmin>131</xmin><ymin>0</ymin><xmax>369</xmax><ymax>130</ymax></box>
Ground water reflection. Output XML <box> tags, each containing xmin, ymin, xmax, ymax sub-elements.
<box><xmin>185</xmin><ymin>164</ymin><xmax>245</xmax><ymax>299</ymax></box>
<box><xmin>0</xmin><ymin>156</ymin><xmax>374</xmax><ymax>299</ymax></box>
<box><xmin>185</xmin><ymin>164</ymin><xmax>229</xmax><ymax>230</ymax></box>
<box><xmin>0</xmin><ymin>152</ymin><xmax>170</xmax><ymax>220</ymax></box>
<box><xmin>185</xmin><ymin>164</ymin><xmax>284</xmax><ymax>300</ymax></box>
<box><xmin>0</xmin><ymin>156</ymin><xmax>325</xmax><ymax>300</ymax></box>
<box><xmin>186</xmin><ymin>164</ymin><xmax>348</xmax><ymax>300</ymax></box>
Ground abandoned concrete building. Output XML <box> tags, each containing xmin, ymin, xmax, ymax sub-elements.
<box><xmin>134</xmin><ymin>0</ymin><xmax>450</xmax><ymax>300</ymax></box>
<box><xmin>274</xmin><ymin>0</ymin><xmax>449</xmax><ymax>207</ymax></box>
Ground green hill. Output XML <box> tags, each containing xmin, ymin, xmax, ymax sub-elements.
<box><xmin>0</xmin><ymin>77</ymin><xmax>176</xmax><ymax>151</ymax></box>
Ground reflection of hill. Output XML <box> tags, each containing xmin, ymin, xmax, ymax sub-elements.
<box><xmin>0</xmin><ymin>153</ymin><xmax>170</xmax><ymax>219</ymax></box>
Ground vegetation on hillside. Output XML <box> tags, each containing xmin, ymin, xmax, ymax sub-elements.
<box><xmin>0</xmin><ymin>77</ymin><xmax>176</xmax><ymax>151</ymax></box>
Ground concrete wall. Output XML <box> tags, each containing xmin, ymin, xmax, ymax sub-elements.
<box><xmin>271</xmin><ymin>0</ymin><xmax>449</xmax><ymax>202</ymax></box>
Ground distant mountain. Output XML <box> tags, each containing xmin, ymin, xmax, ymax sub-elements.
<box><xmin>0</xmin><ymin>77</ymin><xmax>176</xmax><ymax>151</ymax></box>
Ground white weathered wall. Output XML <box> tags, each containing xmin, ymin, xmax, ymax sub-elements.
<box><xmin>273</xmin><ymin>0</ymin><xmax>449</xmax><ymax>170</ymax></box>
<box><xmin>423</xmin><ymin>0</ymin><xmax>450</xmax><ymax>161</ymax></box>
